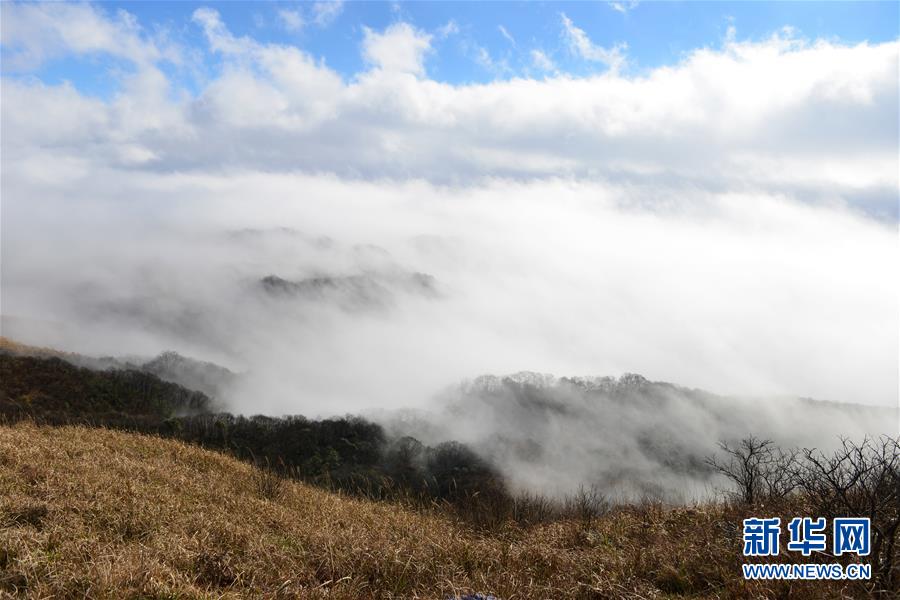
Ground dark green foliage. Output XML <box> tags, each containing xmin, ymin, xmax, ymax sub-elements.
<box><xmin>168</xmin><ymin>413</ymin><xmax>388</xmax><ymax>489</ymax></box>
<box><xmin>0</xmin><ymin>354</ymin><xmax>210</xmax><ymax>424</ymax></box>
<box><xmin>425</xmin><ymin>441</ymin><xmax>499</xmax><ymax>500</ymax></box>
<box><xmin>0</xmin><ymin>353</ymin><xmax>506</xmax><ymax>515</ymax></box>
<box><xmin>382</xmin><ymin>436</ymin><xmax>427</xmax><ymax>489</ymax></box>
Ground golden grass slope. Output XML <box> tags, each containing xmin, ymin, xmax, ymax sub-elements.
<box><xmin>0</xmin><ymin>424</ymin><xmax>873</xmax><ymax>599</ymax></box>
<box><xmin>0</xmin><ymin>337</ymin><xmax>76</xmax><ymax>361</ymax></box>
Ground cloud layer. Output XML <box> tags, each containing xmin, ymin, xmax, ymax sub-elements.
<box><xmin>2</xmin><ymin>5</ymin><xmax>897</xmax><ymax>214</ymax></box>
<box><xmin>1</xmin><ymin>4</ymin><xmax>898</xmax><ymax>417</ymax></box>
<box><xmin>2</xmin><ymin>171</ymin><xmax>896</xmax><ymax>411</ymax></box>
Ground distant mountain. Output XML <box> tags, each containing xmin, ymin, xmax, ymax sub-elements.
<box><xmin>3</xmin><ymin>336</ymin><xmax>893</xmax><ymax>501</ymax></box>
<box><xmin>385</xmin><ymin>371</ymin><xmax>897</xmax><ymax>500</ymax></box>
<box><xmin>139</xmin><ymin>351</ymin><xmax>235</xmax><ymax>399</ymax></box>
<box><xmin>259</xmin><ymin>271</ymin><xmax>439</xmax><ymax>311</ymax></box>
<box><xmin>0</xmin><ymin>337</ymin><xmax>234</xmax><ymax>401</ymax></box>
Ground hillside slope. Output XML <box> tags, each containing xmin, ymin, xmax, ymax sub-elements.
<box><xmin>0</xmin><ymin>353</ymin><xmax>211</xmax><ymax>424</ymax></box>
<box><xmin>0</xmin><ymin>336</ymin><xmax>233</xmax><ymax>401</ymax></box>
<box><xmin>0</xmin><ymin>424</ymin><xmax>877</xmax><ymax>599</ymax></box>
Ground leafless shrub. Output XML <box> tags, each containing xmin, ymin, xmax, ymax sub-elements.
<box><xmin>563</xmin><ymin>484</ymin><xmax>609</xmax><ymax>529</ymax></box>
<box><xmin>708</xmin><ymin>434</ymin><xmax>900</xmax><ymax>594</ymax></box>
<box><xmin>761</xmin><ymin>445</ymin><xmax>800</xmax><ymax>500</ymax></box>
<box><xmin>705</xmin><ymin>436</ymin><xmax>799</xmax><ymax>505</ymax></box>
<box><xmin>510</xmin><ymin>491</ymin><xmax>558</xmax><ymax>526</ymax></box>
<box><xmin>795</xmin><ymin>436</ymin><xmax>900</xmax><ymax>594</ymax></box>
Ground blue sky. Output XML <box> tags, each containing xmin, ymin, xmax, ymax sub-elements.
<box><xmin>5</xmin><ymin>1</ymin><xmax>899</xmax><ymax>97</ymax></box>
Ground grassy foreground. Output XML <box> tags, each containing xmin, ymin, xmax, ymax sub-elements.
<box><xmin>0</xmin><ymin>424</ymin><xmax>876</xmax><ymax>599</ymax></box>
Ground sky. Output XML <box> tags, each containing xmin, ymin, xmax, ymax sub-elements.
<box><xmin>1</xmin><ymin>2</ymin><xmax>898</xmax><ymax>412</ymax></box>
<box><xmin>3</xmin><ymin>1</ymin><xmax>899</xmax><ymax>93</ymax></box>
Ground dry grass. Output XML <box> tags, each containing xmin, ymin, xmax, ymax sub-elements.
<box><xmin>0</xmin><ymin>337</ymin><xmax>80</xmax><ymax>362</ymax></box>
<box><xmin>0</xmin><ymin>424</ymin><xmax>878</xmax><ymax>599</ymax></box>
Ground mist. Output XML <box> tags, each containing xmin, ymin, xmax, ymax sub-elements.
<box><xmin>380</xmin><ymin>373</ymin><xmax>897</xmax><ymax>500</ymax></box>
<box><xmin>2</xmin><ymin>5</ymin><xmax>898</xmax><ymax>499</ymax></box>
<box><xmin>2</xmin><ymin>171</ymin><xmax>897</xmax><ymax>415</ymax></box>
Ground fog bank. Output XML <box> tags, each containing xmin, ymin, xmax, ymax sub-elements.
<box><xmin>2</xmin><ymin>173</ymin><xmax>897</xmax><ymax>413</ymax></box>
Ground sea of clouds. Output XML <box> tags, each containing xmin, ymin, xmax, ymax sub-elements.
<box><xmin>1</xmin><ymin>4</ymin><xmax>897</xmax><ymax>420</ymax></box>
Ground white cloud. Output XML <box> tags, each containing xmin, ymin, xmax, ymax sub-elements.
<box><xmin>361</xmin><ymin>22</ymin><xmax>432</xmax><ymax>75</ymax></box>
<box><xmin>530</xmin><ymin>49</ymin><xmax>556</xmax><ymax>72</ymax></box>
<box><xmin>0</xmin><ymin>2</ymin><xmax>180</xmax><ymax>70</ymax></box>
<box><xmin>435</xmin><ymin>20</ymin><xmax>459</xmax><ymax>39</ymax></box>
<box><xmin>560</xmin><ymin>12</ymin><xmax>627</xmax><ymax>72</ymax></box>
<box><xmin>468</xmin><ymin>43</ymin><xmax>510</xmax><ymax>76</ymax></box>
<box><xmin>1</xmin><ymin>79</ymin><xmax>108</xmax><ymax>147</ymax></box>
<box><xmin>311</xmin><ymin>1</ymin><xmax>344</xmax><ymax>27</ymax></box>
<box><xmin>498</xmin><ymin>24</ymin><xmax>516</xmax><ymax>47</ymax></box>
<box><xmin>6</xmin><ymin>12</ymin><xmax>895</xmax><ymax>214</ymax></box>
<box><xmin>278</xmin><ymin>9</ymin><xmax>304</xmax><ymax>33</ymax></box>
<box><xmin>609</xmin><ymin>1</ymin><xmax>639</xmax><ymax>14</ymax></box>
<box><xmin>192</xmin><ymin>7</ymin><xmax>254</xmax><ymax>55</ymax></box>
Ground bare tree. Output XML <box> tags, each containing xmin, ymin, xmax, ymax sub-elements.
<box><xmin>760</xmin><ymin>445</ymin><xmax>800</xmax><ymax>500</ymax></box>
<box><xmin>794</xmin><ymin>436</ymin><xmax>900</xmax><ymax>594</ymax></box>
<box><xmin>706</xmin><ymin>436</ymin><xmax>790</xmax><ymax>505</ymax></box>
<box><xmin>563</xmin><ymin>483</ymin><xmax>609</xmax><ymax>529</ymax></box>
